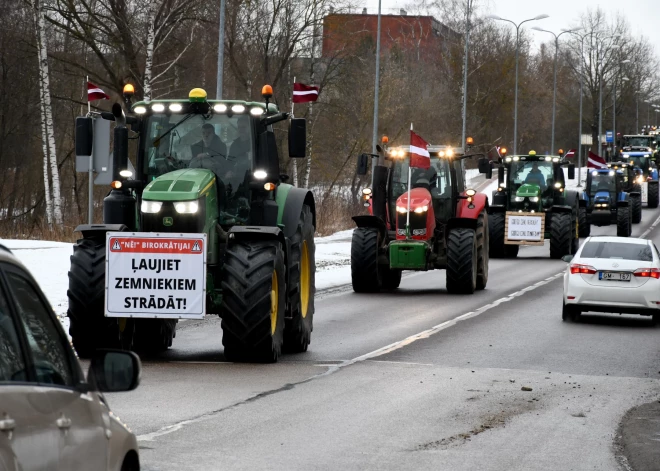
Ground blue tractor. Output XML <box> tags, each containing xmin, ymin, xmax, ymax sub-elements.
<box><xmin>620</xmin><ymin>150</ymin><xmax>659</xmax><ymax>208</ymax></box>
<box><xmin>582</xmin><ymin>167</ymin><xmax>633</xmax><ymax>237</ymax></box>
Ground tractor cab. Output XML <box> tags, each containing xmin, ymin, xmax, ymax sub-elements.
<box><xmin>586</xmin><ymin>168</ymin><xmax>623</xmax><ymax>209</ymax></box>
<box><xmin>621</xmin><ymin>151</ymin><xmax>658</xmax><ymax>181</ymax></box>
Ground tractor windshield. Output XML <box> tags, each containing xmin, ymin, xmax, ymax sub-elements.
<box><xmin>143</xmin><ymin>112</ymin><xmax>254</xmax><ymax>191</ymax></box>
<box><xmin>627</xmin><ymin>155</ymin><xmax>651</xmax><ymax>172</ymax></box>
<box><xmin>590</xmin><ymin>173</ymin><xmax>616</xmax><ymax>195</ymax></box>
<box><xmin>507</xmin><ymin>160</ymin><xmax>553</xmax><ymax>200</ymax></box>
<box><xmin>390</xmin><ymin>157</ymin><xmax>452</xmax><ymax>202</ymax></box>
<box><xmin>622</xmin><ymin>136</ymin><xmax>655</xmax><ymax>148</ymax></box>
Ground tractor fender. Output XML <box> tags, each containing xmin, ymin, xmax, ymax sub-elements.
<box><xmin>352</xmin><ymin>215</ymin><xmax>387</xmax><ymax>241</ymax></box>
<box><xmin>578</xmin><ymin>191</ymin><xmax>589</xmax><ymax>207</ymax></box>
<box><xmin>73</xmin><ymin>224</ymin><xmax>128</xmax><ymax>241</ymax></box>
<box><xmin>280</xmin><ymin>187</ymin><xmax>316</xmax><ymax>239</ymax></box>
<box><xmin>456</xmin><ymin>193</ymin><xmax>488</xmax><ymax>219</ymax></box>
<box><xmin>649</xmin><ymin>179</ymin><xmax>659</xmax><ymax>186</ymax></box>
<box><xmin>227</xmin><ymin>226</ymin><xmax>286</xmax><ymax>247</ymax></box>
<box><xmin>551</xmin><ymin>204</ymin><xmax>573</xmax><ymax>214</ymax></box>
<box><xmin>564</xmin><ymin>190</ymin><xmax>579</xmax><ymax>209</ymax></box>
<box><xmin>490</xmin><ymin>190</ymin><xmax>507</xmax><ymax>208</ymax></box>
<box><xmin>617</xmin><ymin>192</ymin><xmax>630</xmax><ymax>207</ymax></box>
<box><xmin>446</xmin><ymin>217</ymin><xmax>478</xmax><ymax>232</ymax></box>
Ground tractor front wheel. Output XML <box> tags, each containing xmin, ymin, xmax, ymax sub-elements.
<box><xmin>220</xmin><ymin>240</ymin><xmax>286</xmax><ymax>363</ymax></box>
<box><xmin>351</xmin><ymin>228</ymin><xmax>381</xmax><ymax>292</ymax></box>
<box><xmin>381</xmin><ymin>267</ymin><xmax>402</xmax><ymax>290</ymax></box>
<box><xmin>283</xmin><ymin>204</ymin><xmax>316</xmax><ymax>353</ymax></box>
<box><xmin>476</xmin><ymin>210</ymin><xmax>489</xmax><ymax>290</ymax></box>
<box><xmin>488</xmin><ymin>212</ymin><xmax>518</xmax><ymax>258</ymax></box>
<box><xmin>446</xmin><ymin>227</ymin><xmax>477</xmax><ymax>294</ymax></box>
<box><xmin>649</xmin><ymin>182</ymin><xmax>659</xmax><ymax>208</ymax></box>
<box><xmin>632</xmin><ymin>195</ymin><xmax>642</xmax><ymax>223</ymax></box>
<box><xmin>132</xmin><ymin>319</ymin><xmax>177</xmax><ymax>355</ymax></box>
<box><xmin>578</xmin><ymin>206</ymin><xmax>591</xmax><ymax>237</ymax></box>
<box><xmin>67</xmin><ymin>237</ymin><xmax>134</xmax><ymax>358</ymax></box>
<box><xmin>550</xmin><ymin>212</ymin><xmax>573</xmax><ymax>259</ymax></box>
<box><xmin>617</xmin><ymin>206</ymin><xmax>631</xmax><ymax>237</ymax></box>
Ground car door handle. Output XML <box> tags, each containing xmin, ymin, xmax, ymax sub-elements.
<box><xmin>56</xmin><ymin>416</ymin><xmax>71</xmax><ymax>429</ymax></box>
<box><xmin>0</xmin><ymin>418</ymin><xmax>15</xmax><ymax>431</ymax></box>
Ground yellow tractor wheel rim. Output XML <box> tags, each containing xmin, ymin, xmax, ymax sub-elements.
<box><xmin>300</xmin><ymin>240</ymin><xmax>310</xmax><ymax>318</ymax></box>
<box><xmin>270</xmin><ymin>271</ymin><xmax>278</xmax><ymax>335</ymax></box>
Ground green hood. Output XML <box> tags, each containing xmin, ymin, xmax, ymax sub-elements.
<box><xmin>143</xmin><ymin>168</ymin><xmax>216</xmax><ymax>201</ymax></box>
<box><xmin>516</xmin><ymin>183</ymin><xmax>541</xmax><ymax>198</ymax></box>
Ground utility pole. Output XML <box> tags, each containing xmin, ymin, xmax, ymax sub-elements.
<box><xmin>461</xmin><ymin>0</ymin><xmax>473</xmax><ymax>148</ymax></box>
<box><xmin>216</xmin><ymin>0</ymin><xmax>226</xmax><ymax>99</ymax></box>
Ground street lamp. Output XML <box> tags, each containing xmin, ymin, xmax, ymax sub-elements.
<box><xmin>532</xmin><ymin>26</ymin><xmax>582</xmax><ymax>154</ymax></box>
<box><xmin>656</xmin><ymin>109</ymin><xmax>660</xmax><ymax>127</ymax></box>
<box><xmin>461</xmin><ymin>0</ymin><xmax>475</xmax><ymax>149</ymax></box>
<box><xmin>486</xmin><ymin>13</ymin><xmax>549</xmax><ymax>155</ymax></box>
<box><xmin>596</xmin><ymin>36</ymin><xmax>621</xmax><ymax>158</ymax></box>
<box><xmin>645</xmin><ymin>100</ymin><xmax>651</xmax><ymax>127</ymax></box>
<box><xmin>613</xmin><ymin>60</ymin><xmax>631</xmax><ymax>154</ymax></box>
<box><xmin>371</xmin><ymin>0</ymin><xmax>382</xmax><ymax>162</ymax></box>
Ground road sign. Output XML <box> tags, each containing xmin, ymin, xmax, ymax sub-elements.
<box><xmin>606</xmin><ymin>131</ymin><xmax>613</xmax><ymax>143</ymax></box>
<box><xmin>105</xmin><ymin>232</ymin><xmax>207</xmax><ymax>319</ymax></box>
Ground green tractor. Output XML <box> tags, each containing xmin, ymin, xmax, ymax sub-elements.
<box><xmin>69</xmin><ymin>85</ymin><xmax>316</xmax><ymax>363</ymax></box>
<box><xmin>484</xmin><ymin>149</ymin><xmax>579</xmax><ymax>259</ymax></box>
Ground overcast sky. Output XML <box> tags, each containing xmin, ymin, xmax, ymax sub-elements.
<box><xmin>362</xmin><ymin>0</ymin><xmax>660</xmax><ymax>52</ymax></box>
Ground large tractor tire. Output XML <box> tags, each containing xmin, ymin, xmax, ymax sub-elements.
<box><xmin>648</xmin><ymin>182</ymin><xmax>659</xmax><ymax>208</ymax></box>
<box><xmin>132</xmin><ymin>319</ymin><xmax>177</xmax><ymax>355</ymax></box>
<box><xmin>351</xmin><ymin>228</ymin><xmax>381</xmax><ymax>292</ymax></box>
<box><xmin>578</xmin><ymin>206</ymin><xmax>591</xmax><ymax>237</ymax></box>
<box><xmin>632</xmin><ymin>194</ymin><xmax>642</xmax><ymax>223</ymax></box>
<box><xmin>220</xmin><ymin>240</ymin><xmax>286</xmax><ymax>363</ymax></box>
<box><xmin>476</xmin><ymin>210</ymin><xmax>489</xmax><ymax>290</ymax></box>
<box><xmin>283</xmin><ymin>205</ymin><xmax>316</xmax><ymax>353</ymax></box>
<box><xmin>550</xmin><ymin>212</ymin><xmax>573</xmax><ymax>259</ymax></box>
<box><xmin>67</xmin><ymin>237</ymin><xmax>134</xmax><ymax>358</ymax></box>
<box><xmin>380</xmin><ymin>268</ymin><xmax>402</xmax><ymax>290</ymax></box>
<box><xmin>446</xmin><ymin>227</ymin><xmax>477</xmax><ymax>294</ymax></box>
<box><xmin>617</xmin><ymin>206</ymin><xmax>631</xmax><ymax>237</ymax></box>
<box><xmin>488</xmin><ymin>212</ymin><xmax>518</xmax><ymax>258</ymax></box>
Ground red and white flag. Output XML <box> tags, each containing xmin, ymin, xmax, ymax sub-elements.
<box><xmin>88</xmin><ymin>81</ymin><xmax>110</xmax><ymax>101</ymax></box>
<box><xmin>292</xmin><ymin>82</ymin><xmax>319</xmax><ymax>103</ymax></box>
<box><xmin>564</xmin><ymin>148</ymin><xmax>576</xmax><ymax>160</ymax></box>
<box><xmin>587</xmin><ymin>150</ymin><xmax>607</xmax><ymax>169</ymax></box>
<box><xmin>409</xmin><ymin>130</ymin><xmax>430</xmax><ymax>169</ymax></box>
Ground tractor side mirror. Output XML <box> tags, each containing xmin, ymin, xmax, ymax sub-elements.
<box><xmin>357</xmin><ymin>153</ymin><xmax>370</xmax><ymax>176</ymax></box>
<box><xmin>568</xmin><ymin>164</ymin><xmax>576</xmax><ymax>180</ymax></box>
<box><xmin>288</xmin><ymin>118</ymin><xmax>306</xmax><ymax>158</ymax></box>
<box><xmin>111</xmin><ymin>104</ymin><xmax>129</xmax><ymax>181</ymax></box>
<box><xmin>75</xmin><ymin>117</ymin><xmax>93</xmax><ymax>157</ymax></box>
<box><xmin>256</xmin><ymin>131</ymin><xmax>281</xmax><ymax>181</ymax></box>
<box><xmin>498</xmin><ymin>166</ymin><xmax>505</xmax><ymax>186</ymax></box>
<box><xmin>477</xmin><ymin>157</ymin><xmax>489</xmax><ymax>174</ymax></box>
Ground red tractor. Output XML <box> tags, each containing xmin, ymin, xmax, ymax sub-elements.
<box><xmin>351</xmin><ymin>138</ymin><xmax>490</xmax><ymax>294</ymax></box>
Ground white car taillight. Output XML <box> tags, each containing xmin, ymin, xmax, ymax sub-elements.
<box><xmin>570</xmin><ymin>264</ymin><xmax>597</xmax><ymax>275</ymax></box>
<box><xmin>633</xmin><ymin>268</ymin><xmax>660</xmax><ymax>279</ymax></box>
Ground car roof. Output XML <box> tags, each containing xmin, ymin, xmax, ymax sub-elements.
<box><xmin>0</xmin><ymin>243</ymin><xmax>34</xmax><ymax>273</ymax></box>
<box><xmin>584</xmin><ymin>236</ymin><xmax>649</xmax><ymax>245</ymax></box>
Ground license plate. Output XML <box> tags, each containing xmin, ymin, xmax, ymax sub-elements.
<box><xmin>599</xmin><ymin>271</ymin><xmax>631</xmax><ymax>281</ymax></box>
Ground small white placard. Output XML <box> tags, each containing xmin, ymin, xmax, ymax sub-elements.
<box><xmin>641</xmin><ymin>181</ymin><xmax>648</xmax><ymax>204</ymax></box>
<box><xmin>105</xmin><ymin>232</ymin><xmax>207</xmax><ymax>319</ymax></box>
<box><xmin>506</xmin><ymin>214</ymin><xmax>543</xmax><ymax>241</ymax></box>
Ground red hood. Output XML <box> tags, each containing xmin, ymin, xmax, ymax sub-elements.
<box><xmin>396</xmin><ymin>187</ymin><xmax>432</xmax><ymax>210</ymax></box>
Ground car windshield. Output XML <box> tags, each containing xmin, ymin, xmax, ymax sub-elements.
<box><xmin>144</xmin><ymin>113</ymin><xmax>253</xmax><ymax>186</ymax></box>
<box><xmin>580</xmin><ymin>241</ymin><xmax>653</xmax><ymax>261</ymax></box>
<box><xmin>590</xmin><ymin>174</ymin><xmax>616</xmax><ymax>195</ymax></box>
<box><xmin>623</xmin><ymin>137</ymin><xmax>654</xmax><ymax>148</ymax></box>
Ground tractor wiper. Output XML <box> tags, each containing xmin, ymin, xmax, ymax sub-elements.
<box><xmin>152</xmin><ymin>112</ymin><xmax>196</xmax><ymax>147</ymax></box>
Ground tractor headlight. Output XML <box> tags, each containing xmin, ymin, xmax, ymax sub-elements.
<box><xmin>413</xmin><ymin>205</ymin><xmax>428</xmax><ymax>213</ymax></box>
<box><xmin>174</xmin><ymin>201</ymin><xmax>199</xmax><ymax>214</ymax></box>
<box><xmin>514</xmin><ymin>196</ymin><xmax>524</xmax><ymax>202</ymax></box>
<box><xmin>529</xmin><ymin>197</ymin><xmax>539</xmax><ymax>202</ymax></box>
<box><xmin>141</xmin><ymin>200</ymin><xmax>163</xmax><ymax>213</ymax></box>
<box><xmin>637</xmin><ymin>176</ymin><xmax>645</xmax><ymax>183</ymax></box>
<box><xmin>554</xmin><ymin>182</ymin><xmax>562</xmax><ymax>188</ymax></box>
<box><xmin>396</xmin><ymin>206</ymin><xmax>408</xmax><ymax>213</ymax></box>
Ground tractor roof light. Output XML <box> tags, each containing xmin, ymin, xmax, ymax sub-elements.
<box><xmin>500</xmin><ymin>147</ymin><xmax>507</xmax><ymax>155</ymax></box>
<box><xmin>529</xmin><ymin>150</ymin><xmax>537</xmax><ymax>156</ymax></box>
<box><xmin>592</xmin><ymin>171</ymin><xmax>598</xmax><ymax>176</ymax></box>
<box><xmin>262</xmin><ymin>85</ymin><xmax>273</xmax><ymax>99</ymax></box>
<box><xmin>446</xmin><ymin>148</ymin><xmax>454</xmax><ymax>157</ymax></box>
<box><xmin>123</xmin><ymin>83</ymin><xmax>135</xmax><ymax>96</ymax></box>
<box><xmin>466</xmin><ymin>136</ymin><xmax>474</xmax><ymax>145</ymax></box>
<box><xmin>505</xmin><ymin>157</ymin><xmax>512</xmax><ymax>162</ymax></box>
<box><xmin>189</xmin><ymin>88</ymin><xmax>207</xmax><ymax>102</ymax></box>
<box><xmin>134</xmin><ymin>106</ymin><xmax>147</xmax><ymax>114</ymax></box>
<box><xmin>382</xmin><ymin>135</ymin><xmax>389</xmax><ymax>144</ymax></box>
<box><xmin>609</xmin><ymin>170</ymin><xmax>615</xmax><ymax>176</ymax></box>
<box><xmin>552</xmin><ymin>157</ymin><xmax>559</xmax><ymax>162</ymax></box>
<box><xmin>250</xmin><ymin>106</ymin><xmax>264</xmax><ymax>116</ymax></box>
<box><xmin>169</xmin><ymin>103</ymin><xmax>183</xmax><ymax>112</ymax></box>
<box><xmin>213</xmin><ymin>104</ymin><xmax>227</xmax><ymax>113</ymax></box>
<box><xmin>119</xmin><ymin>169</ymin><xmax>132</xmax><ymax>178</ymax></box>
<box><xmin>151</xmin><ymin>103</ymin><xmax>165</xmax><ymax>112</ymax></box>
<box><xmin>545</xmin><ymin>156</ymin><xmax>552</xmax><ymax>161</ymax></box>
<box><xmin>623</xmin><ymin>154</ymin><xmax>630</xmax><ymax>158</ymax></box>
<box><xmin>231</xmin><ymin>104</ymin><xmax>246</xmax><ymax>113</ymax></box>
<box><xmin>438</xmin><ymin>151</ymin><xmax>446</xmax><ymax>157</ymax></box>
<box><xmin>362</xmin><ymin>187</ymin><xmax>372</xmax><ymax>195</ymax></box>
<box><xmin>513</xmin><ymin>156</ymin><xmax>520</xmax><ymax>161</ymax></box>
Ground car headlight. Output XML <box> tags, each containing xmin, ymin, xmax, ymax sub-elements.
<box><xmin>514</xmin><ymin>196</ymin><xmax>524</xmax><ymax>202</ymax></box>
<box><xmin>529</xmin><ymin>197</ymin><xmax>539</xmax><ymax>202</ymax></box>
<box><xmin>413</xmin><ymin>205</ymin><xmax>428</xmax><ymax>213</ymax></box>
<box><xmin>174</xmin><ymin>201</ymin><xmax>199</xmax><ymax>214</ymax></box>
<box><xmin>141</xmin><ymin>200</ymin><xmax>163</xmax><ymax>213</ymax></box>
<box><xmin>396</xmin><ymin>206</ymin><xmax>407</xmax><ymax>213</ymax></box>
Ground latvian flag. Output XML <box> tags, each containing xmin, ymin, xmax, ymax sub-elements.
<box><xmin>88</xmin><ymin>81</ymin><xmax>110</xmax><ymax>101</ymax></box>
<box><xmin>587</xmin><ymin>150</ymin><xmax>607</xmax><ymax>169</ymax></box>
<box><xmin>410</xmin><ymin>130</ymin><xmax>430</xmax><ymax>169</ymax></box>
<box><xmin>564</xmin><ymin>148</ymin><xmax>576</xmax><ymax>160</ymax></box>
<box><xmin>292</xmin><ymin>82</ymin><xmax>319</xmax><ymax>103</ymax></box>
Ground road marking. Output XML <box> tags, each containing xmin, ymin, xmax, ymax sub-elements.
<box><xmin>640</xmin><ymin>212</ymin><xmax>660</xmax><ymax>239</ymax></box>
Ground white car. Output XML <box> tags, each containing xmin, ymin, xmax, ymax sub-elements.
<box><xmin>562</xmin><ymin>236</ymin><xmax>660</xmax><ymax>324</ymax></box>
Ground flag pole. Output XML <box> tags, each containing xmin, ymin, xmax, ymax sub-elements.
<box><xmin>86</xmin><ymin>76</ymin><xmax>90</xmax><ymax>116</ymax></box>
<box><xmin>407</xmin><ymin>123</ymin><xmax>413</xmax><ymax>238</ymax></box>
<box><xmin>291</xmin><ymin>76</ymin><xmax>296</xmax><ymax>117</ymax></box>
<box><xmin>292</xmin><ymin>76</ymin><xmax>297</xmax><ymax>186</ymax></box>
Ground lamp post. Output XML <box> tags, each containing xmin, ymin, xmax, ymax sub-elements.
<box><xmin>565</xmin><ymin>30</ymin><xmax>590</xmax><ymax>186</ymax></box>
<box><xmin>216</xmin><ymin>0</ymin><xmax>226</xmax><ymax>99</ymax></box>
<box><xmin>597</xmin><ymin>36</ymin><xmax>621</xmax><ymax>158</ymax></box>
<box><xmin>532</xmin><ymin>26</ymin><xmax>581</xmax><ymax>154</ymax></box>
<box><xmin>371</xmin><ymin>0</ymin><xmax>382</xmax><ymax>162</ymax></box>
<box><xmin>656</xmin><ymin>109</ymin><xmax>660</xmax><ymax>127</ymax></box>
<box><xmin>612</xmin><ymin>60</ymin><xmax>631</xmax><ymax>155</ymax></box>
<box><xmin>645</xmin><ymin>100</ymin><xmax>651</xmax><ymax>127</ymax></box>
<box><xmin>486</xmin><ymin>13</ymin><xmax>549</xmax><ymax>155</ymax></box>
<box><xmin>461</xmin><ymin>0</ymin><xmax>475</xmax><ymax>148</ymax></box>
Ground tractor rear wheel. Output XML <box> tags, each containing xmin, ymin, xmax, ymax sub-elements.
<box><xmin>649</xmin><ymin>182</ymin><xmax>659</xmax><ymax>208</ymax></box>
<box><xmin>617</xmin><ymin>206</ymin><xmax>631</xmax><ymax>237</ymax></box>
<box><xmin>578</xmin><ymin>206</ymin><xmax>591</xmax><ymax>237</ymax></box>
<box><xmin>283</xmin><ymin>205</ymin><xmax>316</xmax><ymax>353</ymax></box>
<box><xmin>351</xmin><ymin>228</ymin><xmax>381</xmax><ymax>292</ymax></box>
<box><xmin>132</xmin><ymin>319</ymin><xmax>177</xmax><ymax>355</ymax></box>
<box><xmin>67</xmin><ymin>237</ymin><xmax>134</xmax><ymax>358</ymax></box>
<box><xmin>476</xmin><ymin>210</ymin><xmax>489</xmax><ymax>290</ymax></box>
<box><xmin>632</xmin><ymin>194</ymin><xmax>642</xmax><ymax>223</ymax></box>
<box><xmin>446</xmin><ymin>227</ymin><xmax>477</xmax><ymax>294</ymax></box>
<box><xmin>220</xmin><ymin>240</ymin><xmax>286</xmax><ymax>363</ymax></box>
<box><xmin>550</xmin><ymin>212</ymin><xmax>573</xmax><ymax>259</ymax></box>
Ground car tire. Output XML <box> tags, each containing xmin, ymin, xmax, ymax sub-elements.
<box><xmin>653</xmin><ymin>312</ymin><xmax>660</xmax><ymax>326</ymax></box>
<box><xmin>562</xmin><ymin>302</ymin><xmax>580</xmax><ymax>322</ymax></box>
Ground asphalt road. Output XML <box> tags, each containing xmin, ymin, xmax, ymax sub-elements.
<box><xmin>105</xmin><ymin>205</ymin><xmax>660</xmax><ymax>471</ymax></box>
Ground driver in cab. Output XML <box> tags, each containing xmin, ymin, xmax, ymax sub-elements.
<box><xmin>189</xmin><ymin>124</ymin><xmax>236</xmax><ymax>181</ymax></box>
<box><xmin>525</xmin><ymin>162</ymin><xmax>547</xmax><ymax>191</ymax></box>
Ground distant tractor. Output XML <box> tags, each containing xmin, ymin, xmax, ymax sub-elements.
<box><xmin>604</xmin><ymin>161</ymin><xmax>643</xmax><ymax>224</ymax></box>
<box><xmin>350</xmin><ymin>138</ymin><xmax>490</xmax><ymax>294</ymax></box>
<box><xmin>582</xmin><ymin>167</ymin><xmax>634</xmax><ymax>237</ymax></box>
<box><xmin>69</xmin><ymin>85</ymin><xmax>316</xmax><ymax>363</ymax></box>
<box><xmin>483</xmin><ymin>150</ymin><xmax>579</xmax><ymax>259</ymax></box>
<box><xmin>619</xmin><ymin>148</ymin><xmax>659</xmax><ymax>208</ymax></box>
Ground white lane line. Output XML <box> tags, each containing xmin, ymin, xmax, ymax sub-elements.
<box><xmin>640</xmin><ymin>213</ymin><xmax>660</xmax><ymax>239</ymax></box>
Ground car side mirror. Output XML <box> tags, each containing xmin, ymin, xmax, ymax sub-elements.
<box><xmin>568</xmin><ymin>164</ymin><xmax>575</xmax><ymax>180</ymax></box>
<box><xmin>288</xmin><ymin>118</ymin><xmax>306</xmax><ymax>158</ymax></box>
<box><xmin>561</xmin><ymin>254</ymin><xmax>573</xmax><ymax>263</ymax></box>
<box><xmin>88</xmin><ymin>349</ymin><xmax>141</xmax><ymax>392</ymax></box>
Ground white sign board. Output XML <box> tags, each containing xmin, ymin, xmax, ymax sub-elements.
<box><xmin>506</xmin><ymin>214</ymin><xmax>544</xmax><ymax>241</ymax></box>
<box><xmin>641</xmin><ymin>181</ymin><xmax>648</xmax><ymax>204</ymax></box>
<box><xmin>105</xmin><ymin>232</ymin><xmax>207</xmax><ymax>319</ymax></box>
